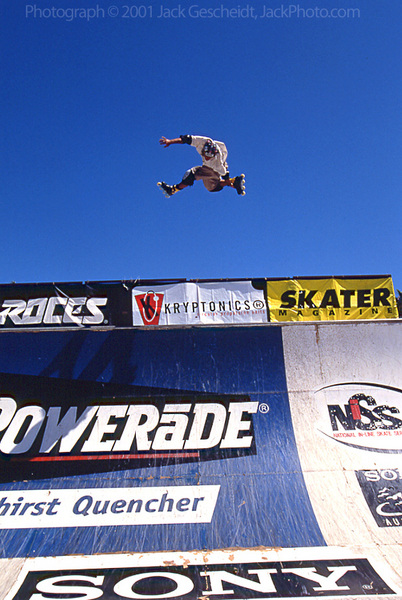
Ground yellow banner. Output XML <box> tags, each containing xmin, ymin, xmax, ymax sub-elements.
<box><xmin>267</xmin><ymin>276</ymin><xmax>398</xmax><ymax>322</ymax></box>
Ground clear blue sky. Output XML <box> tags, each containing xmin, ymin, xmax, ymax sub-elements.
<box><xmin>1</xmin><ymin>0</ymin><xmax>401</xmax><ymax>288</ymax></box>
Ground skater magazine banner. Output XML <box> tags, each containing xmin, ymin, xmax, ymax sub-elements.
<box><xmin>266</xmin><ymin>276</ymin><xmax>398</xmax><ymax>322</ymax></box>
<box><xmin>132</xmin><ymin>281</ymin><xmax>268</xmax><ymax>326</ymax></box>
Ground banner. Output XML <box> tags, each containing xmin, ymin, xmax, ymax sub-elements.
<box><xmin>0</xmin><ymin>277</ymin><xmax>397</xmax><ymax>329</ymax></box>
<box><xmin>132</xmin><ymin>281</ymin><xmax>267</xmax><ymax>326</ymax></box>
<box><xmin>267</xmin><ymin>276</ymin><xmax>398</xmax><ymax>322</ymax></box>
<box><xmin>6</xmin><ymin>548</ymin><xmax>398</xmax><ymax>600</ymax></box>
<box><xmin>0</xmin><ymin>486</ymin><xmax>220</xmax><ymax>529</ymax></box>
<box><xmin>0</xmin><ymin>282</ymin><xmax>132</xmax><ymax>328</ymax></box>
<box><xmin>0</xmin><ymin>326</ymin><xmax>324</xmax><ymax>559</ymax></box>
<box><xmin>0</xmin><ymin>373</ymin><xmax>256</xmax><ymax>483</ymax></box>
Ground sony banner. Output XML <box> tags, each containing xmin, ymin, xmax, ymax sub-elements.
<box><xmin>132</xmin><ymin>281</ymin><xmax>267</xmax><ymax>326</ymax></box>
<box><xmin>5</xmin><ymin>549</ymin><xmax>398</xmax><ymax>600</ymax></box>
<box><xmin>267</xmin><ymin>276</ymin><xmax>398</xmax><ymax>322</ymax></box>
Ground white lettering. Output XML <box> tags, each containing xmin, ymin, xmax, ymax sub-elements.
<box><xmin>114</xmin><ymin>572</ymin><xmax>194</xmax><ymax>599</ymax></box>
<box><xmin>0</xmin><ymin>398</ymin><xmax>256</xmax><ymax>456</ymax></box>
<box><xmin>63</xmin><ymin>297</ymin><xmax>86</xmax><ymax>324</ymax></box>
<box><xmin>203</xmin><ymin>569</ymin><xmax>277</xmax><ymax>595</ymax></box>
<box><xmin>152</xmin><ymin>404</ymin><xmax>191</xmax><ymax>450</ymax></box>
<box><xmin>281</xmin><ymin>566</ymin><xmax>357</xmax><ymax>590</ymax></box>
<box><xmin>113</xmin><ymin>405</ymin><xmax>159</xmax><ymax>451</ymax></box>
<box><xmin>40</xmin><ymin>406</ymin><xmax>99</xmax><ymax>453</ymax></box>
<box><xmin>0</xmin><ymin>297</ymin><xmax>108</xmax><ymax>327</ymax></box>
<box><xmin>83</xmin><ymin>298</ymin><xmax>108</xmax><ymax>324</ymax></box>
<box><xmin>0</xmin><ymin>397</ymin><xmax>17</xmax><ymax>432</ymax></box>
<box><xmin>0</xmin><ymin>405</ymin><xmax>46</xmax><ymax>454</ymax></box>
<box><xmin>221</xmin><ymin>402</ymin><xmax>258</xmax><ymax>448</ymax></box>
<box><xmin>22</xmin><ymin>298</ymin><xmax>47</xmax><ymax>324</ymax></box>
<box><xmin>30</xmin><ymin>575</ymin><xmax>104</xmax><ymax>600</ymax></box>
<box><xmin>43</xmin><ymin>297</ymin><xmax>67</xmax><ymax>324</ymax></box>
<box><xmin>82</xmin><ymin>405</ymin><xmax>128</xmax><ymax>452</ymax></box>
<box><xmin>0</xmin><ymin>300</ymin><xmax>25</xmax><ymax>325</ymax></box>
<box><xmin>184</xmin><ymin>403</ymin><xmax>226</xmax><ymax>449</ymax></box>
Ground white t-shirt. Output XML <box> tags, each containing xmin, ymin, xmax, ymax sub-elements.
<box><xmin>191</xmin><ymin>135</ymin><xmax>229</xmax><ymax>176</ymax></box>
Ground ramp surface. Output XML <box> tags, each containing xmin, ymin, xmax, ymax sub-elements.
<box><xmin>0</xmin><ymin>320</ymin><xmax>400</xmax><ymax>599</ymax></box>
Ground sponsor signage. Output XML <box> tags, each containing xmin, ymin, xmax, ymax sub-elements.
<box><xmin>315</xmin><ymin>383</ymin><xmax>402</xmax><ymax>453</ymax></box>
<box><xmin>0</xmin><ymin>373</ymin><xmax>257</xmax><ymax>482</ymax></box>
<box><xmin>0</xmin><ymin>281</ymin><xmax>133</xmax><ymax>328</ymax></box>
<box><xmin>0</xmin><ymin>276</ymin><xmax>397</xmax><ymax>328</ymax></box>
<box><xmin>267</xmin><ymin>276</ymin><xmax>398</xmax><ymax>322</ymax></box>
<box><xmin>0</xmin><ymin>485</ymin><xmax>220</xmax><ymax>529</ymax></box>
<box><xmin>132</xmin><ymin>281</ymin><xmax>267</xmax><ymax>326</ymax></box>
<box><xmin>5</xmin><ymin>551</ymin><xmax>396</xmax><ymax>599</ymax></box>
<box><xmin>356</xmin><ymin>468</ymin><xmax>402</xmax><ymax>527</ymax></box>
<box><xmin>0</xmin><ymin>295</ymin><xmax>108</xmax><ymax>326</ymax></box>
<box><xmin>0</xmin><ymin>326</ymin><xmax>327</xmax><ymax>558</ymax></box>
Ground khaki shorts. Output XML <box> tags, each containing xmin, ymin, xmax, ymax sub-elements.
<box><xmin>192</xmin><ymin>165</ymin><xmax>223</xmax><ymax>192</ymax></box>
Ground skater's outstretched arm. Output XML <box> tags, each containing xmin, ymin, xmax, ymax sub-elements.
<box><xmin>159</xmin><ymin>136</ymin><xmax>184</xmax><ymax>148</ymax></box>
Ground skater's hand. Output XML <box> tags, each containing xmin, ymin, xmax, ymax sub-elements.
<box><xmin>159</xmin><ymin>137</ymin><xmax>171</xmax><ymax>147</ymax></box>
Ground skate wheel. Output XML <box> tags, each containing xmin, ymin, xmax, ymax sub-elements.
<box><xmin>157</xmin><ymin>183</ymin><xmax>169</xmax><ymax>198</ymax></box>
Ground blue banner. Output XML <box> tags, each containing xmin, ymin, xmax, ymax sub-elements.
<box><xmin>0</xmin><ymin>327</ymin><xmax>325</xmax><ymax>557</ymax></box>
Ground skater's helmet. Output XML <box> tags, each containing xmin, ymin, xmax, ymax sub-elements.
<box><xmin>202</xmin><ymin>139</ymin><xmax>218</xmax><ymax>158</ymax></box>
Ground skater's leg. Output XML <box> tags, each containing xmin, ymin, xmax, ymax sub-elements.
<box><xmin>181</xmin><ymin>168</ymin><xmax>196</xmax><ymax>187</ymax></box>
<box><xmin>157</xmin><ymin>168</ymin><xmax>194</xmax><ymax>197</ymax></box>
<box><xmin>220</xmin><ymin>174</ymin><xmax>246</xmax><ymax>195</ymax></box>
<box><xmin>158</xmin><ymin>167</ymin><xmax>245</xmax><ymax>196</ymax></box>
<box><xmin>157</xmin><ymin>181</ymin><xmax>188</xmax><ymax>197</ymax></box>
<box><xmin>193</xmin><ymin>167</ymin><xmax>245</xmax><ymax>195</ymax></box>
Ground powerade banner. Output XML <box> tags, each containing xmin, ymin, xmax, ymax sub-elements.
<box><xmin>132</xmin><ymin>281</ymin><xmax>267</xmax><ymax>326</ymax></box>
<box><xmin>267</xmin><ymin>276</ymin><xmax>398</xmax><ymax>322</ymax></box>
<box><xmin>0</xmin><ymin>326</ymin><xmax>324</xmax><ymax>558</ymax></box>
<box><xmin>0</xmin><ymin>373</ymin><xmax>256</xmax><ymax>482</ymax></box>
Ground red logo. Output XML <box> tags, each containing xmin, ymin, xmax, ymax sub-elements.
<box><xmin>135</xmin><ymin>291</ymin><xmax>164</xmax><ymax>325</ymax></box>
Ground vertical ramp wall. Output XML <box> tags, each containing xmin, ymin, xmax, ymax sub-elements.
<box><xmin>283</xmin><ymin>320</ymin><xmax>402</xmax><ymax>584</ymax></box>
<box><xmin>0</xmin><ymin>321</ymin><xmax>400</xmax><ymax>599</ymax></box>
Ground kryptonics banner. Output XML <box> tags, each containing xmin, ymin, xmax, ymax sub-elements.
<box><xmin>267</xmin><ymin>276</ymin><xmax>398</xmax><ymax>322</ymax></box>
<box><xmin>132</xmin><ymin>281</ymin><xmax>267</xmax><ymax>326</ymax></box>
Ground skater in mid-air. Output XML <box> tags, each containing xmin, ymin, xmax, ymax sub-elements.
<box><xmin>157</xmin><ymin>134</ymin><xmax>245</xmax><ymax>197</ymax></box>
